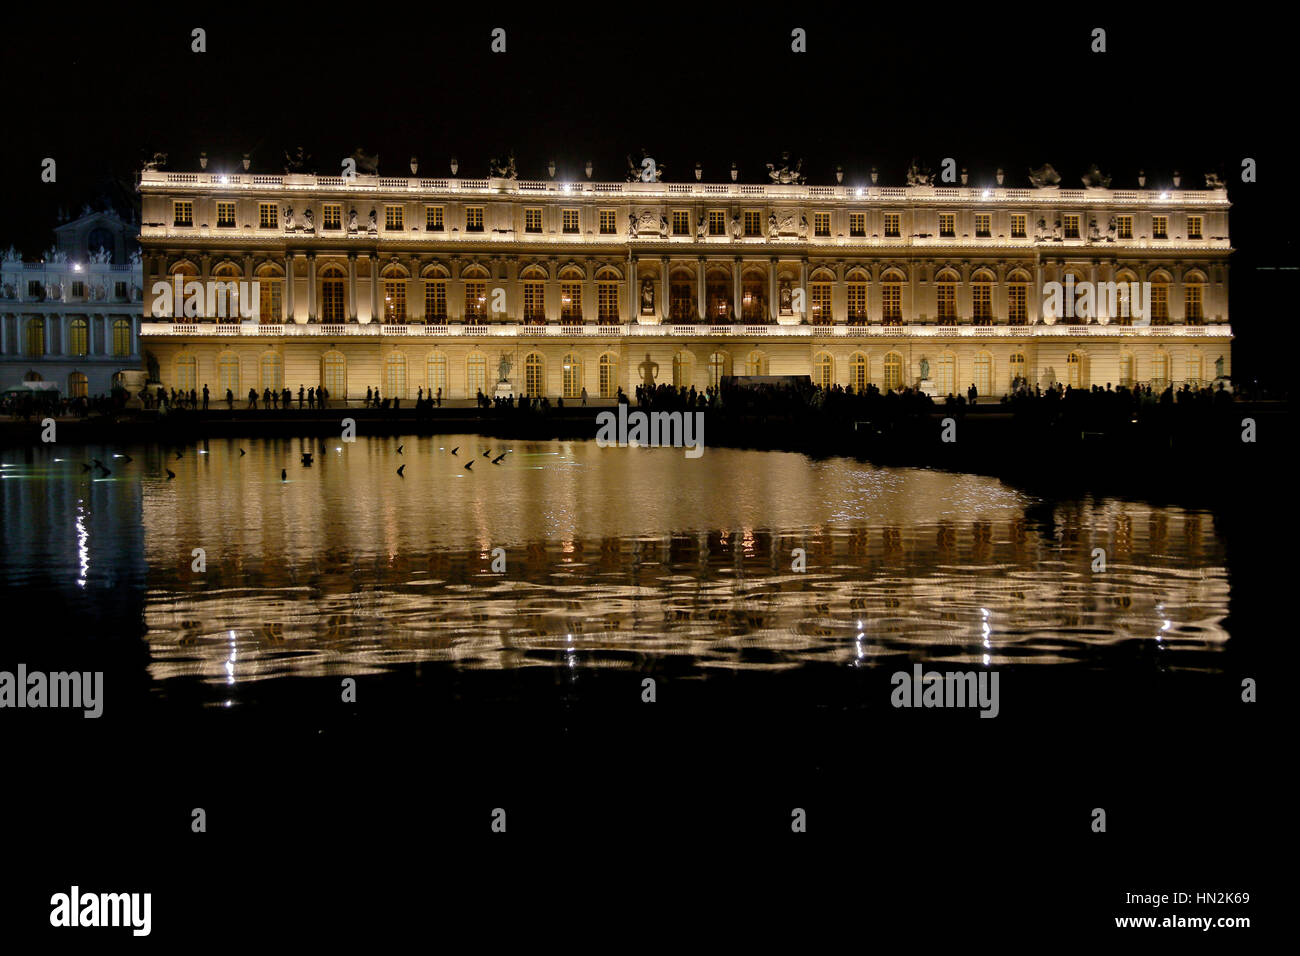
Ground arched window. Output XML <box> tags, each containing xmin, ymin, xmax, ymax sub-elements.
<box><xmin>466</xmin><ymin>354</ymin><xmax>488</xmax><ymax>397</ymax></box>
<box><xmin>813</xmin><ymin>352</ymin><xmax>833</xmax><ymax>389</ymax></box>
<box><xmin>597</xmin><ymin>268</ymin><xmax>621</xmax><ymax>324</ymax></box>
<box><xmin>708</xmin><ymin>350</ymin><xmax>730</xmax><ymax>388</ymax></box>
<box><xmin>809</xmin><ymin>268</ymin><xmax>833</xmax><ymax>323</ymax></box>
<box><xmin>112</xmin><ymin>319</ymin><xmax>132</xmax><ymax>357</ymax></box>
<box><xmin>423</xmin><ymin>265</ymin><xmax>450</xmax><ymax>322</ymax></box>
<box><xmin>560</xmin><ymin>266</ymin><xmax>584</xmax><ymax>321</ymax></box>
<box><xmin>1009</xmin><ymin>351</ymin><xmax>1027</xmax><ymax>388</ymax></box>
<box><xmin>519</xmin><ymin>265</ymin><xmax>546</xmax><ymax>324</ymax></box>
<box><xmin>175</xmin><ymin>354</ymin><xmax>197</xmax><ymax>392</ymax></box>
<box><xmin>883</xmin><ymin>351</ymin><xmax>903</xmax><ymax>391</ymax></box>
<box><xmin>598</xmin><ymin>353</ymin><xmax>618</xmax><ymax>398</ymax></box>
<box><xmin>1066</xmin><ymin>351</ymin><xmax>1085</xmax><ymax>388</ymax></box>
<box><xmin>705</xmin><ymin>270</ymin><xmax>730</xmax><ymax>322</ymax></box>
<box><xmin>217</xmin><ymin>351</ymin><xmax>241</xmax><ymax>397</ymax></box>
<box><xmin>385</xmin><ymin>351</ymin><xmax>407</xmax><ymax>399</ymax></box>
<box><xmin>846</xmin><ymin>269</ymin><xmax>868</xmax><ymax>325</ymax></box>
<box><xmin>971</xmin><ymin>270</ymin><xmax>995</xmax><ymax>325</ymax></box>
<box><xmin>319</xmin><ymin>264</ymin><xmax>346</xmax><ymax>323</ymax></box>
<box><xmin>1007</xmin><ymin>270</ymin><xmax>1030</xmax><ymax>325</ymax></box>
<box><xmin>427</xmin><ymin>351</ymin><xmax>447</xmax><ymax>398</ymax></box>
<box><xmin>562</xmin><ymin>352</ymin><xmax>583</xmax><ymax>398</ymax></box>
<box><xmin>260</xmin><ymin>352</ymin><xmax>283</xmax><ymax>391</ymax></box>
<box><xmin>1119</xmin><ymin>352</ymin><xmax>1135</xmax><ymax>388</ymax></box>
<box><xmin>936</xmin><ymin>352</ymin><xmax>957</xmax><ymax>396</ymax></box>
<box><xmin>68</xmin><ymin>371</ymin><xmax>88</xmax><ymax>398</ymax></box>
<box><xmin>669</xmin><ymin>268</ymin><xmax>695</xmax><ymax>323</ymax></box>
<box><xmin>26</xmin><ymin>318</ymin><xmax>44</xmax><ymax>356</ymax></box>
<box><xmin>68</xmin><ymin>318</ymin><xmax>88</xmax><ymax>356</ymax></box>
<box><xmin>935</xmin><ymin>269</ymin><xmax>958</xmax><ymax>322</ymax></box>
<box><xmin>849</xmin><ymin>351</ymin><xmax>868</xmax><ymax>391</ymax></box>
<box><xmin>524</xmin><ymin>352</ymin><xmax>544</xmax><ymax>396</ymax></box>
<box><xmin>1184</xmin><ymin>273</ymin><xmax>1205</xmax><ymax>324</ymax></box>
<box><xmin>1152</xmin><ymin>351</ymin><xmax>1170</xmax><ymax>391</ymax></box>
<box><xmin>672</xmin><ymin>351</ymin><xmax>693</xmax><ymax>389</ymax></box>
<box><xmin>746</xmin><ymin>350</ymin><xmax>769</xmax><ymax>376</ymax></box>
<box><xmin>381</xmin><ymin>264</ymin><xmax>408</xmax><ymax>323</ymax></box>
<box><xmin>881</xmin><ymin>270</ymin><xmax>905</xmax><ymax>324</ymax></box>
<box><xmin>1150</xmin><ymin>273</ymin><xmax>1170</xmax><ymax>325</ymax></box>
<box><xmin>1112</xmin><ymin>271</ymin><xmax>1139</xmax><ymax>326</ymax></box>
<box><xmin>257</xmin><ymin>263</ymin><xmax>284</xmax><ymax>323</ymax></box>
<box><xmin>974</xmin><ymin>351</ymin><xmax>993</xmax><ymax>396</ymax></box>
<box><xmin>1186</xmin><ymin>353</ymin><xmax>1203</xmax><ymax>387</ymax></box>
<box><xmin>741</xmin><ymin>269</ymin><xmax>766</xmax><ymax>322</ymax></box>
<box><xmin>322</xmin><ymin>351</ymin><xmax>346</xmax><ymax>397</ymax></box>
<box><xmin>211</xmin><ymin>263</ymin><xmax>243</xmax><ymax>320</ymax></box>
<box><xmin>462</xmin><ymin>265</ymin><xmax>489</xmax><ymax>319</ymax></box>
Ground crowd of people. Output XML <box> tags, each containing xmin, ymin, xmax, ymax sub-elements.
<box><xmin>1</xmin><ymin>391</ymin><xmax>124</xmax><ymax>421</ymax></box>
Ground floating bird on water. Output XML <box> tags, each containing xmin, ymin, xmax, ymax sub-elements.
<box><xmin>451</xmin><ymin>446</ymin><xmax>459</xmax><ymax>455</ymax></box>
<box><xmin>165</xmin><ymin>468</ymin><xmax>176</xmax><ymax>480</ymax></box>
<box><xmin>491</xmin><ymin>452</ymin><xmax>507</xmax><ymax>464</ymax></box>
<box><xmin>482</xmin><ymin>449</ymin><xmax>491</xmax><ymax>458</ymax></box>
<box><xmin>464</xmin><ymin>460</ymin><xmax>473</xmax><ymax>471</ymax></box>
<box><xmin>175</xmin><ymin>451</ymin><xmax>183</xmax><ymax>460</ymax></box>
<box><xmin>281</xmin><ymin>469</ymin><xmax>288</xmax><ymax>481</ymax></box>
<box><xmin>397</xmin><ymin>444</ymin><xmax>404</xmax><ymax>455</ymax></box>
<box><xmin>239</xmin><ymin>448</ymin><xmax>246</xmax><ymax>457</ymax></box>
<box><xmin>396</xmin><ymin>464</ymin><xmax>406</xmax><ymax>477</ymax></box>
<box><xmin>301</xmin><ymin>452</ymin><xmax>314</xmax><ymax>466</ymax></box>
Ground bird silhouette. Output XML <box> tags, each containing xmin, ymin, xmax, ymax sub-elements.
<box><xmin>482</xmin><ymin>449</ymin><xmax>491</xmax><ymax>457</ymax></box>
<box><xmin>92</xmin><ymin>458</ymin><xmax>105</xmax><ymax>468</ymax></box>
<box><xmin>396</xmin><ymin>464</ymin><xmax>406</xmax><ymax>477</ymax></box>
<box><xmin>281</xmin><ymin>469</ymin><xmax>288</xmax><ymax>481</ymax></box>
<box><xmin>81</xmin><ymin>463</ymin><xmax>93</xmax><ymax>472</ymax></box>
<box><xmin>239</xmin><ymin>448</ymin><xmax>246</xmax><ymax>457</ymax></box>
<box><xmin>165</xmin><ymin>468</ymin><xmax>176</xmax><ymax>480</ymax></box>
<box><xmin>491</xmin><ymin>452</ymin><xmax>507</xmax><ymax>464</ymax></box>
<box><xmin>451</xmin><ymin>446</ymin><xmax>459</xmax><ymax>455</ymax></box>
<box><xmin>175</xmin><ymin>451</ymin><xmax>183</xmax><ymax>460</ymax></box>
<box><xmin>397</xmin><ymin>444</ymin><xmax>404</xmax><ymax>455</ymax></box>
<box><xmin>464</xmin><ymin>460</ymin><xmax>473</xmax><ymax>471</ymax></box>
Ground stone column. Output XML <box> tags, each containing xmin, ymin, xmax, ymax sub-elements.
<box><xmin>284</xmin><ymin>252</ymin><xmax>295</xmax><ymax>322</ymax></box>
<box><xmin>696</xmin><ymin>257</ymin><xmax>706</xmax><ymax>321</ymax></box>
<box><xmin>347</xmin><ymin>253</ymin><xmax>358</xmax><ymax>321</ymax></box>
<box><xmin>660</xmin><ymin>256</ymin><xmax>670</xmax><ymax>322</ymax></box>
<box><xmin>799</xmin><ymin>259</ymin><xmax>809</xmax><ymax>321</ymax></box>
<box><xmin>769</xmin><ymin>257</ymin><xmax>778</xmax><ymax>323</ymax></box>
<box><xmin>372</xmin><ymin>255</ymin><xmax>383</xmax><ymax>322</ymax></box>
<box><xmin>732</xmin><ymin>258</ymin><xmax>741</xmax><ymax>321</ymax></box>
<box><xmin>307</xmin><ymin>253</ymin><xmax>317</xmax><ymax>322</ymax></box>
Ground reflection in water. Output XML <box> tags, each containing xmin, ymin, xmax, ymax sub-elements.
<box><xmin>1</xmin><ymin>437</ymin><xmax>1229</xmax><ymax>691</ymax></box>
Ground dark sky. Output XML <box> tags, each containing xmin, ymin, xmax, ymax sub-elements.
<box><xmin>2</xmin><ymin>8</ymin><xmax>1288</xmax><ymax>384</ymax></box>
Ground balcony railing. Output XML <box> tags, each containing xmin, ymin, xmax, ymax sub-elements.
<box><xmin>141</xmin><ymin>321</ymin><xmax>1233</xmax><ymax>339</ymax></box>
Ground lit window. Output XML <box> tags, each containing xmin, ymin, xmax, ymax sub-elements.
<box><xmin>599</xmin><ymin>210</ymin><xmax>616</xmax><ymax>235</ymax></box>
<box><xmin>525</xmin><ymin>209</ymin><xmax>542</xmax><ymax>233</ymax></box>
<box><xmin>849</xmin><ymin>213</ymin><xmax>865</xmax><ymax>237</ymax></box>
<box><xmin>884</xmin><ymin>213</ymin><xmax>901</xmax><ymax>238</ymax></box>
<box><xmin>814</xmin><ymin>212</ymin><xmax>831</xmax><ymax>237</ymax></box>
<box><xmin>975</xmin><ymin>214</ymin><xmax>991</xmax><ymax>238</ymax></box>
<box><xmin>216</xmin><ymin>201</ymin><xmax>236</xmax><ymax>228</ymax></box>
<box><xmin>173</xmin><ymin>201</ymin><xmax>193</xmax><ymax>227</ymax></box>
<box><xmin>322</xmin><ymin>204</ymin><xmax>341</xmax><ymax>230</ymax></box>
<box><xmin>385</xmin><ymin>206</ymin><xmax>404</xmax><ymax>230</ymax></box>
<box><xmin>1152</xmin><ymin>216</ymin><xmax>1168</xmax><ymax>239</ymax></box>
<box><xmin>744</xmin><ymin>211</ymin><xmax>762</xmax><ymax>237</ymax></box>
<box><xmin>466</xmin><ymin>208</ymin><xmax>484</xmax><ymax>232</ymax></box>
<box><xmin>259</xmin><ymin>203</ymin><xmax>278</xmax><ymax>229</ymax></box>
<box><xmin>672</xmin><ymin>211</ymin><xmax>690</xmax><ymax>235</ymax></box>
<box><xmin>1117</xmin><ymin>216</ymin><xmax>1133</xmax><ymax>239</ymax></box>
<box><xmin>425</xmin><ymin>280</ymin><xmax>447</xmax><ymax>321</ymax></box>
<box><xmin>562</xmin><ymin>209</ymin><xmax>580</xmax><ymax>234</ymax></box>
<box><xmin>939</xmin><ymin>213</ymin><xmax>955</xmax><ymax>237</ymax></box>
<box><xmin>708</xmin><ymin>211</ymin><xmax>726</xmax><ymax>236</ymax></box>
<box><xmin>1187</xmin><ymin>216</ymin><xmax>1202</xmax><ymax>240</ymax></box>
<box><xmin>426</xmin><ymin>207</ymin><xmax>444</xmax><ymax>231</ymax></box>
<box><xmin>1011</xmin><ymin>214</ymin><xmax>1026</xmax><ymax>238</ymax></box>
<box><xmin>1063</xmin><ymin>215</ymin><xmax>1080</xmax><ymax>239</ymax></box>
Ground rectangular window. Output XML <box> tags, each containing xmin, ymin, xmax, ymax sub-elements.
<box><xmin>1009</xmin><ymin>285</ymin><xmax>1027</xmax><ymax>323</ymax></box>
<box><xmin>71</xmin><ymin>282</ymin><xmax>85</xmax><ymax>298</ymax></box>
<box><xmin>846</xmin><ymin>283</ymin><xmax>867</xmax><ymax>319</ymax></box>
<box><xmin>522</xmin><ymin>282</ymin><xmax>544</xmax><ymax>322</ymax></box>
<box><xmin>525</xmin><ymin>208</ymin><xmax>543</xmax><ymax>233</ymax></box>
<box><xmin>975</xmin><ymin>214</ymin><xmax>991</xmax><ymax>238</ymax></box>
<box><xmin>426</xmin><ymin>206</ymin><xmax>444</xmax><ymax>231</ymax></box>
<box><xmin>464</xmin><ymin>280</ymin><xmax>487</xmax><ymax>317</ymax></box>
<box><xmin>259</xmin><ymin>203</ymin><xmax>278</xmax><ymax>229</ymax></box>
<box><xmin>1152</xmin><ymin>284</ymin><xmax>1169</xmax><ymax>322</ymax></box>
<box><xmin>466</xmin><ymin>208</ymin><xmax>484</xmax><ymax>232</ymax></box>
<box><xmin>425</xmin><ymin>280</ymin><xmax>447</xmax><ymax>320</ymax></box>
<box><xmin>383</xmin><ymin>280</ymin><xmax>406</xmax><ymax>321</ymax></box>
<box><xmin>216</xmin><ymin>201</ymin><xmax>236</xmax><ymax>228</ymax></box>
<box><xmin>561</xmin><ymin>282</ymin><xmax>582</xmax><ymax>320</ymax></box>
<box><xmin>672</xmin><ymin>211</ymin><xmax>690</xmax><ymax>235</ymax></box>
<box><xmin>744</xmin><ymin>211</ymin><xmax>762</xmax><ymax>236</ymax></box>
<box><xmin>814</xmin><ymin>212</ymin><xmax>831</xmax><ymax>237</ymax></box>
<box><xmin>937</xmin><ymin>283</ymin><xmax>956</xmax><ymax>320</ymax></box>
<box><xmin>322</xmin><ymin>204</ymin><xmax>341</xmax><ymax>230</ymax></box>
<box><xmin>882</xmin><ymin>284</ymin><xmax>902</xmax><ymax>322</ymax></box>
<box><xmin>598</xmin><ymin>283</ymin><xmax>618</xmax><ymax>320</ymax></box>
<box><xmin>1152</xmin><ymin>216</ymin><xmax>1168</xmax><ymax>239</ymax></box>
<box><xmin>599</xmin><ymin>210</ymin><xmax>616</xmax><ymax>235</ymax></box>
<box><xmin>114</xmin><ymin>282</ymin><xmax>127</xmax><ymax>299</ymax></box>
<box><xmin>28</xmin><ymin>280</ymin><xmax>42</xmax><ymax>297</ymax></box>
<box><xmin>562</xmin><ymin>209</ymin><xmax>580</xmax><ymax>234</ymax></box>
<box><xmin>385</xmin><ymin>205</ymin><xmax>404</xmax><ymax>230</ymax></box>
<box><xmin>810</xmin><ymin>283</ymin><xmax>832</xmax><ymax>319</ymax></box>
<box><xmin>1011</xmin><ymin>214</ymin><xmax>1026</xmax><ymax>238</ymax></box>
<box><xmin>849</xmin><ymin>213</ymin><xmax>866</xmax><ymax>237</ymax></box>
<box><xmin>1186</xmin><ymin>285</ymin><xmax>1203</xmax><ymax>322</ymax></box>
<box><xmin>973</xmin><ymin>284</ymin><xmax>992</xmax><ymax>321</ymax></box>
<box><xmin>173</xmin><ymin>201</ymin><xmax>193</xmax><ymax>227</ymax></box>
<box><xmin>1187</xmin><ymin>216</ymin><xmax>1202</xmax><ymax>239</ymax></box>
<box><xmin>939</xmin><ymin>213</ymin><xmax>955</xmax><ymax>237</ymax></box>
<box><xmin>884</xmin><ymin>213</ymin><xmax>901</xmax><ymax>238</ymax></box>
<box><xmin>1117</xmin><ymin>216</ymin><xmax>1133</xmax><ymax>239</ymax></box>
<box><xmin>708</xmin><ymin>211</ymin><xmax>726</xmax><ymax>236</ymax></box>
<box><xmin>1063</xmin><ymin>214</ymin><xmax>1080</xmax><ymax>239</ymax></box>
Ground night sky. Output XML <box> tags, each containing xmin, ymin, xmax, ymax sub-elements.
<box><xmin>2</xmin><ymin>10</ymin><xmax>1288</xmax><ymax>385</ymax></box>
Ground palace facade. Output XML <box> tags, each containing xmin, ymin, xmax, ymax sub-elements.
<box><xmin>137</xmin><ymin>167</ymin><xmax>1232</xmax><ymax>402</ymax></box>
<box><xmin>1</xmin><ymin>209</ymin><xmax>143</xmax><ymax>397</ymax></box>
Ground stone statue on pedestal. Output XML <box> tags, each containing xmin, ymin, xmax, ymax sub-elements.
<box><xmin>638</xmin><ymin>353</ymin><xmax>659</xmax><ymax>388</ymax></box>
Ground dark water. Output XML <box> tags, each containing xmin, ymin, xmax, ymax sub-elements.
<box><xmin>1</xmin><ymin>436</ymin><xmax>1230</xmax><ymax>703</ymax></box>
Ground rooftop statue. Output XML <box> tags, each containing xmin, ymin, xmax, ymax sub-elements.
<box><xmin>766</xmin><ymin>153</ymin><xmax>806</xmax><ymax>184</ymax></box>
<box><xmin>905</xmin><ymin>160</ymin><xmax>933</xmax><ymax>186</ymax></box>
<box><xmin>489</xmin><ymin>153</ymin><xmax>518</xmax><ymax>179</ymax></box>
<box><xmin>1081</xmin><ymin>164</ymin><xmax>1112</xmax><ymax>188</ymax></box>
<box><xmin>1029</xmin><ymin>164</ymin><xmax>1061</xmax><ymax>188</ymax></box>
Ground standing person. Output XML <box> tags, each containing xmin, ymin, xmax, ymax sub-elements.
<box><xmin>319</xmin><ymin>385</ymin><xmax>328</xmax><ymax>409</ymax></box>
<box><xmin>436</xmin><ymin>387</ymin><xmax>442</xmax><ymax>408</ymax></box>
<box><xmin>226</xmin><ymin>388</ymin><xmax>234</xmax><ymax>409</ymax></box>
<box><xmin>968</xmin><ymin>383</ymin><xmax>978</xmax><ymax>406</ymax></box>
<box><xmin>202</xmin><ymin>384</ymin><xmax>209</xmax><ymax>410</ymax></box>
<box><xmin>365</xmin><ymin>386</ymin><xmax>372</xmax><ymax>406</ymax></box>
<box><xmin>307</xmin><ymin>387</ymin><xmax>315</xmax><ymax>410</ymax></box>
<box><xmin>373</xmin><ymin>386</ymin><xmax>381</xmax><ymax>408</ymax></box>
<box><xmin>298</xmin><ymin>385</ymin><xmax>305</xmax><ymax>408</ymax></box>
<box><xmin>248</xmin><ymin>387</ymin><xmax>258</xmax><ymax>409</ymax></box>
<box><xmin>417</xmin><ymin>386</ymin><xmax>423</xmax><ymax>404</ymax></box>
<box><xmin>581</xmin><ymin>386</ymin><xmax>588</xmax><ymax>406</ymax></box>
<box><xmin>263</xmin><ymin>387</ymin><xmax>272</xmax><ymax>409</ymax></box>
